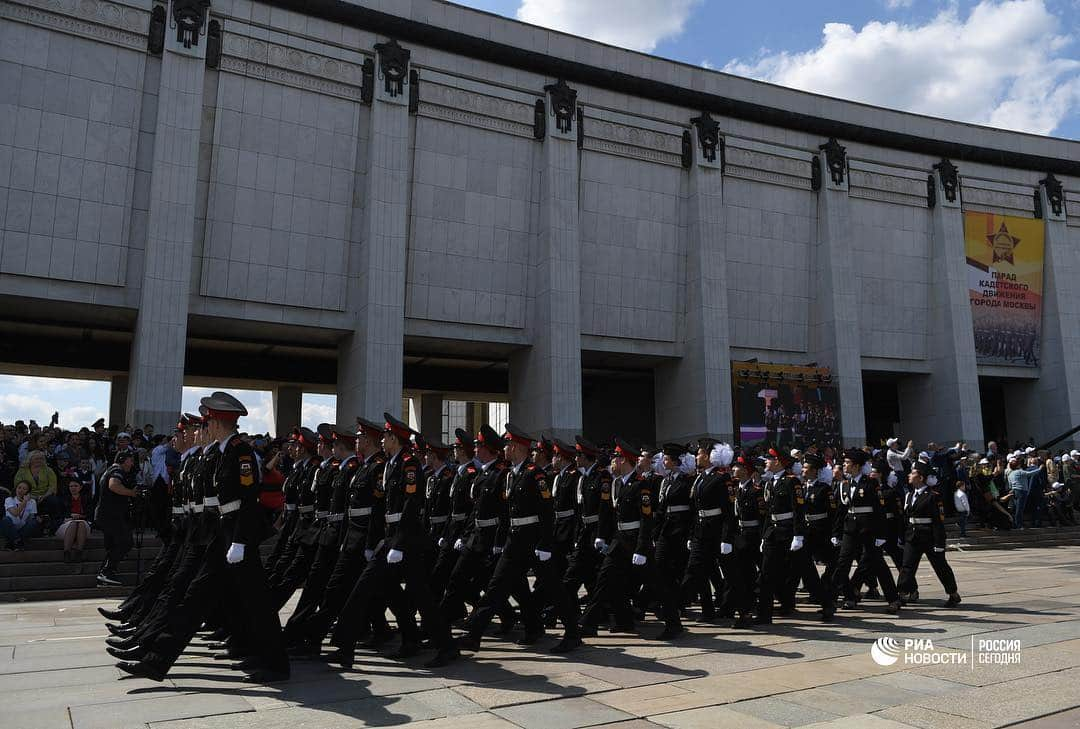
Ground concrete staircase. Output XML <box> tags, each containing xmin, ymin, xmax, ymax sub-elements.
<box><xmin>947</xmin><ymin>524</ymin><xmax>1080</xmax><ymax>551</ymax></box>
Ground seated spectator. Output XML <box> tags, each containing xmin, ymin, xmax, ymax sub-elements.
<box><xmin>2</xmin><ymin>480</ymin><xmax>41</xmax><ymax>549</ymax></box>
<box><xmin>954</xmin><ymin>481</ymin><xmax>970</xmax><ymax>537</ymax></box>
<box><xmin>14</xmin><ymin>450</ymin><xmax>58</xmax><ymax>531</ymax></box>
<box><xmin>56</xmin><ymin>477</ymin><xmax>91</xmax><ymax>562</ymax></box>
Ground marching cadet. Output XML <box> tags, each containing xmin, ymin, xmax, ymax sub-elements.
<box><xmin>117</xmin><ymin>392</ymin><xmax>289</xmax><ymax>683</ymax></box>
<box><xmin>431</xmin><ymin>429</ymin><xmax>478</xmax><ymax>600</ymax></box>
<box><xmin>329</xmin><ymin>414</ymin><xmax>456</xmax><ymax>669</ymax></box>
<box><xmin>264</xmin><ymin>429</ymin><xmax>314</xmax><ymax>575</ymax></box>
<box><xmin>579</xmin><ymin>437</ymin><xmax>653</xmax><ymax>636</ymax></box>
<box><xmin>756</xmin><ymin>448</ymin><xmax>806</xmax><ymax>623</ymax></box>
<box><xmin>532</xmin><ymin>436</ymin><xmax>554</xmax><ymax>478</ymax></box>
<box><xmin>731</xmin><ymin>454</ymin><xmax>765</xmax><ymax>625</ymax></box>
<box><xmin>831</xmin><ymin>449</ymin><xmax>901</xmax><ymax>615</ymax></box>
<box><xmin>423</xmin><ymin>438</ymin><xmax>455</xmax><ymax>548</ymax></box>
<box><xmin>683</xmin><ymin>442</ymin><xmax>746</xmax><ymax>627</ymax></box>
<box><xmin>539</xmin><ymin>438</ymin><xmax>581</xmax><ymax>626</ymax></box>
<box><xmin>457</xmin><ymin>424</ymin><xmax>582</xmax><ymax>655</ymax></box>
<box><xmin>645</xmin><ymin>443</ymin><xmax>693</xmax><ymax>638</ymax></box>
<box><xmin>283</xmin><ymin>425</ymin><xmax>357</xmax><ymax>640</ymax></box>
<box><xmin>788</xmin><ymin>452</ymin><xmax>838</xmax><ymax>621</ymax></box>
<box><xmin>438</xmin><ymin>425</ymin><xmax>510</xmax><ymax>624</ymax></box>
<box><xmin>266</xmin><ymin>428</ymin><xmax>323</xmax><ymax>602</ymax></box>
<box><xmin>289</xmin><ymin>418</ymin><xmax>390</xmax><ymax>656</ymax></box>
<box><xmin>562</xmin><ymin>437</ymin><xmax>612</xmax><ymax>604</ymax></box>
<box><xmin>851</xmin><ymin>460</ymin><xmax>911</xmax><ymax>603</ymax></box>
<box><xmin>270</xmin><ymin>425</ymin><xmax>337</xmax><ymax>610</ymax></box>
<box><xmin>898</xmin><ymin>461</ymin><xmax>961</xmax><ymax>607</ymax></box>
<box><xmin>631</xmin><ymin>446</ymin><xmax>663</xmax><ymax>616</ymax></box>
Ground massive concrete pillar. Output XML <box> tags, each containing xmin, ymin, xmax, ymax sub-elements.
<box><xmin>1031</xmin><ymin>177</ymin><xmax>1080</xmax><ymax>448</ymax></box>
<box><xmin>509</xmin><ymin>81</ymin><xmax>583</xmax><ymax>441</ymax></box>
<box><xmin>419</xmin><ymin>393</ymin><xmax>444</xmax><ymax>440</ymax></box>
<box><xmin>108</xmin><ymin>375</ymin><xmax>129</xmax><ymax>428</ymax></box>
<box><xmin>125</xmin><ymin>0</ymin><xmax>209</xmax><ymax>430</ymax></box>
<box><xmin>655</xmin><ymin>114</ymin><xmax>732</xmax><ymax>443</ymax></box>
<box><xmin>808</xmin><ymin>140</ymin><xmax>865</xmax><ymax>447</ymax></box>
<box><xmin>897</xmin><ymin>161</ymin><xmax>984</xmax><ymax>446</ymax></box>
<box><xmin>272</xmin><ymin>385</ymin><xmax>303</xmax><ymax>437</ymax></box>
<box><xmin>338</xmin><ymin>40</ymin><xmax>412</xmax><ymax>424</ymax></box>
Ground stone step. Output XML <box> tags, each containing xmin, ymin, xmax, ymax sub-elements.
<box><xmin>0</xmin><ymin>571</ymin><xmax>139</xmax><ymax>592</ymax></box>
<box><xmin>1</xmin><ymin>585</ymin><xmax>130</xmax><ymax>602</ymax></box>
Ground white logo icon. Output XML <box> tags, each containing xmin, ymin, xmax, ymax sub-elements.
<box><xmin>871</xmin><ymin>637</ymin><xmax>902</xmax><ymax>666</ymax></box>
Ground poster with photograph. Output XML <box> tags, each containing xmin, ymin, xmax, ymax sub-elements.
<box><xmin>732</xmin><ymin>362</ymin><xmax>841</xmax><ymax>450</ymax></box>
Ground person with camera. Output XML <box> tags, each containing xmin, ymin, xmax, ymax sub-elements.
<box><xmin>95</xmin><ymin>451</ymin><xmax>139</xmax><ymax>586</ymax></box>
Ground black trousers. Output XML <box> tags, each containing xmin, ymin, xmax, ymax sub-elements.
<box><xmin>651</xmin><ymin>535</ymin><xmax>688</xmax><ymax>627</ymax></box>
<box><xmin>299</xmin><ymin>541</ymin><xmax>388</xmax><ymax>645</ymax></box>
<box><xmin>264</xmin><ymin>511</ymin><xmax>297</xmax><ymax>575</ymax></box>
<box><xmin>682</xmin><ymin>532</ymin><xmax>748</xmax><ymax>617</ymax></box>
<box><xmin>563</xmin><ymin>536</ymin><xmax>601</xmax><ymax>603</ymax></box>
<box><xmin>284</xmin><ymin>525</ymin><xmax>343</xmax><ymax>634</ymax></box>
<box><xmin>439</xmin><ymin>547</ymin><xmax>492</xmax><ymax>622</ymax></box>
<box><xmin>533</xmin><ymin>538</ymin><xmax>572</xmax><ymax>614</ymax></box>
<box><xmin>787</xmin><ymin>527</ymin><xmax>836</xmax><ymax>608</ymax></box>
<box><xmin>268</xmin><ymin>518</ymin><xmax>312</xmax><ymax>584</ymax></box>
<box><xmin>897</xmin><ymin>536</ymin><xmax>957</xmax><ymax>595</ymax></box>
<box><xmin>120</xmin><ymin>523</ymin><xmax>184</xmax><ymax>614</ymax></box>
<box><xmin>131</xmin><ymin>541</ymin><xmax>207</xmax><ymax>646</ymax></box>
<box><xmin>832</xmin><ymin>530</ymin><xmax>898</xmax><ymax>603</ymax></box>
<box><xmin>580</xmin><ymin>539</ymin><xmax>636</xmax><ymax>629</ymax></box>
<box><xmin>99</xmin><ymin>518</ymin><xmax>133</xmax><ymax>576</ymax></box>
<box><xmin>269</xmin><ymin>539</ymin><xmax>318</xmax><ymax>611</ymax></box>
<box><xmin>757</xmin><ymin>526</ymin><xmax>795</xmax><ymax>619</ymax></box>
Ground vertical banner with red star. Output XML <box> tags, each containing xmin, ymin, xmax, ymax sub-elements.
<box><xmin>964</xmin><ymin>211</ymin><xmax>1044</xmax><ymax>367</ymax></box>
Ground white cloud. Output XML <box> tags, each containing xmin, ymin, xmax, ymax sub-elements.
<box><xmin>181</xmin><ymin>387</ymin><xmax>274</xmax><ymax>436</ymax></box>
<box><xmin>723</xmin><ymin>0</ymin><xmax>1080</xmax><ymax>135</ymax></box>
<box><xmin>515</xmin><ymin>0</ymin><xmax>701</xmax><ymax>53</ymax></box>
<box><xmin>301</xmin><ymin>395</ymin><xmax>336</xmax><ymax>431</ymax></box>
<box><xmin>886</xmin><ymin>0</ymin><xmax>914</xmax><ymax>9</ymax></box>
<box><xmin>0</xmin><ymin>377</ymin><xmax>107</xmax><ymax>428</ymax></box>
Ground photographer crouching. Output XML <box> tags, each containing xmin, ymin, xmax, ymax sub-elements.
<box><xmin>95</xmin><ymin>450</ymin><xmax>139</xmax><ymax>586</ymax></box>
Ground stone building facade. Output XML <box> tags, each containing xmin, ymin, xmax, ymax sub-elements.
<box><xmin>1</xmin><ymin>0</ymin><xmax>1078</xmax><ymax>448</ymax></box>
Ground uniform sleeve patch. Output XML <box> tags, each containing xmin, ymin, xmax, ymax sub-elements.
<box><xmin>239</xmin><ymin>457</ymin><xmax>255</xmax><ymax>487</ymax></box>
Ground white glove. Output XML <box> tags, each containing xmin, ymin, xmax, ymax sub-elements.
<box><xmin>492</xmin><ymin>545</ymin><xmax>504</xmax><ymax>555</ymax></box>
<box><xmin>790</xmin><ymin>536</ymin><xmax>804</xmax><ymax>552</ymax></box>
<box><xmin>225</xmin><ymin>543</ymin><xmax>244</xmax><ymax>564</ymax></box>
<box><xmin>830</xmin><ymin>537</ymin><xmax>840</xmax><ymax>547</ymax></box>
<box><xmin>454</xmin><ymin>538</ymin><xmax>465</xmax><ymax>552</ymax></box>
<box><xmin>594</xmin><ymin>538</ymin><xmax>607</xmax><ymax>552</ymax></box>
<box><xmin>535</xmin><ymin>549</ymin><xmax>552</xmax><ymax>562</ymax></box>
<box><xmin>631</xmin><ymin>553</ymin><xmax>647</xmax><ymax>566</ymax></box>
<box><xmin>364</xmin><ymin>548</ymin><xmax>374</xmax><ymax>560</ymax></box>
<box><xmin>387</xmin><ymin>548</ymin><xmax>404</xmax><ymax>564</ymax></box>
<box><xmin>760</xmin><ymin>539</ymin><xmax>765</xmax><ymax>552</ymax></box>
<box><xmin>933</xmin><ymin>546</ymin><xmax>945</xmax><ymax>553</ymax></box>
<box><xmin>686</xmin><ymin>539</ymin><xmax>692</xmax><ymax>550</ymax></box>
<box><xmin>897</xmin><ymin>538</ymin><xmax>904</xmax><ymax>548</ymax></box>
<box><xmin>437</xmin><ymin>537</ymin><xmax>447</xmax><ymax>548</ymax></box>
<box><xmin>720</xmin><ymin>542</ymin><xmax>733</xmax><ymax>555</ymax></box>
<box><xmin>874</xmin><ymin>538</ymin><xmax>886</xmax><ymax>547</ymax></box>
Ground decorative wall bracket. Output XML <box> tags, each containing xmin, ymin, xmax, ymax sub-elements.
<box><xmin>533</xmin><ymin>99</ymin><xmax>545</xmax><ymax>139</ymax></box>
<box><xmin>689</xmin><ymin>111</ymin><xmax>722</xmax><ymax>169</ymax></box>
<box><xmin>361</xmin><ymin>57</ymin><xmax>374</xmax><ymax>104</ymax></box>
<box><xmin>811</xmin><ymin>154</ymin><xmax>822</xmax><ymax>191</ymax></box>
<box><xmin>819</xmin><ymin>138</ymin><xmax>847</xmax><ymax>187</ymax></box>
<box><xmin>934</xmin><ymin>159</ymin><xmax>959</xmax><ymax>203</ymax></box>
<box><xmin>170</xmin><ymin>0</ymin><xmax>209</xmax><ymax>49</ymax></box>
<box><xmin>544</xmin><ymin>79</ymin><xmax>577</xmax><ymax>136</ymax></box>
<box><xmin>205</xmin><ymin>18</ymin><xmax>221</xmax><ymax>68</ymax></box>
<box><xmin>1040</xmin><ymin>173</ymin><xmax>1064</xmax><ymax>218</ymax></box>
<box><xmin>374</xmin><ymin>39</ymin><xmax>410</xmax><ymax>98</ymax></box>
<box><xmin>148</xmin><ymin>5</ymin><xmax>166</xmax><ymax>55</ymax></box>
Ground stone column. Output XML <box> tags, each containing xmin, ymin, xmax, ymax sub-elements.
<box><xmin>1032</xmin><ymin>176</ymin><xmax>1080</xmax><ymax>448</ymax></box>
<box><xmin>419</xmin><ymin>393</ymin><xmax>444</xmax><ymax>439</ymax></box>
<box><xmin>655</xmin><ymin>114</ymin><xmax>732</xmax><ymax>443</ymax></box>
<box><xmin>108</xmin><ymin>374</ymin><xmax>129</xmax><ymax>428</ymax></box>
<box><xmin>125</xmin><ymin>0</ymin><xmax>209</xmax><ymax>430</ymax></box>
<box><xmin>897</xmin><ymin>161</ymin><xmax>984</xmax><ymax>445</ymax></box>
<box><xmin>338</xmin><ymin>41</ymin><xmax>412</xmax><ymax>424</ymax></box>
<box><xmin>509</xmin><ymin>80</ymin><xmax>582</xmax><ymax>441</ymax></box>
<box><xmin>272</xmin><ymin>385</ymin><xmax>303</xmax><ymax>437</ymax></box>
<box><xmin>809</xmin><ymin>140</ymin><xmax>865</xmax><ymax>447</ymax></box>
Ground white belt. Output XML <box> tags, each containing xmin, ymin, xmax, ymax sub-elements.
<box><xmin>219</xmin><ymin>500</ymin><xmax>241</xmax><ymax>514</ymax></box>
<box><xmin>511</xmin><ymin>515</ymin><xmax>539</xmax><ymax>527</ymax></box>
<box><xmin>698</xmin><ymin>508</ymin><xmax>723</xmax><ymax>518</ymax></box>
<box><xmin>285</xmin><ymin>504</ymin><xmax>297</xmax><ymax>512</ymax></box>
<box><xmin>771</xmin><ymin>511</ymin><xmax>794</xmax><ymax>521</ymax></box>
<box><xmin>851</xmin><ymin>506</ymin><xmax>874</xmax><ymax>514</ymax></box>
<box><xmin>555</xmin><ymin>509</ymin><xmax>575</xmax><ymax>519</ymax></box>
<box><xmin>202</xmin><ymin>496</ymin><xmax>220</xmax><ymax>506</ymax></box>
<box><xmin>739</xmin><ymin>519</ymin><xmax>760</xmax><ymax>527</ymax></box>
<box><xmin>910</xmin><ymin>517</ymin><xmax>933</xmax><ymax>524</ymax></box>
<box><xmin>666</xmin><ymin>505</ymin><xmax>690</xmax><ymax>513</ymax></box>
<box><xmin>806</xmin><ymin>512</ymin><xmax>829</xmax><ymax>522</ymax></box>
<box><xmin>171</xmin><ymin>506</ymin><xmax>186</xmax><ymax>515</ymax></box>
<box><xmin>617</xmin><ymin>521</ymin><xmax>640</xmax><ymax>531</ymax></box>
<box><xmin>316</xmin><ymin>510</ymin><xmax>330</xmax><ymax>519</ymax></box>
<box><xmin>190</xmin><ymin>504</ymin><xmax>204</xmax><ymax>513</ymax></box>
<box><xmin>885</xmin><ymin>513</ymin><xmax>896</xmax><ymax>519</ymax></box>
<box><xmin>328</xmin><ymin>513</ymin><xmax>344</xmax><ymax>523</ymax></box>
<box><xmin>385</xmin><ymin>512</ymin><xmax>402</xmax><ymax>523</ymax></box>
<box><xmin>475</xmin><ymin>517</ymin><xmax>499</xmax><ymax>528</ymax></box>
<box><xmin>429</xmin><ymin>515</ymin><xmax>448</xmax><ymax>524</ymax></box>
<box><xmin>581</xmin><ymin>514</ymin><xmax>599</xmax><ymax>525</ymax></box>
<box><xmin>451</xmin><ymin>512</ymin><xmax>469</xmax><ymax>522</ymax></box>
<box><xmin>348</xmin><ymin>507</ymin><xmax>372</xmax><ymax>517</ymax></box>
<box><xmin>298</xmin><ymin>505</ymin><xmax>315</xmax><ymax>514</ymax></box>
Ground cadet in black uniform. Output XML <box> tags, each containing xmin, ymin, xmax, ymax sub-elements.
<box><xmin>898</xmin><ymin>461</ymin><xmax>961</xmax><ymax>607</ymax></box>
<box><xmin>852</xmin><ymin>460</ymin><xmax>911</xmax><ymax>602</ymax></box>
<box><xmin>647</xmin><ymin>443</ymin><xmax>693</xmax><ymax>638</ymax></box>
<box><xmin>731</xmin><ymin>455</ymin><xmax>766</xmax><ymax>624</ymax></box>
<box><xmin>329</xmin><ymin>414</ymin><xmax>456</xmax><ymax>669</ymax></box>
<box><xmin>267</xmin><ymin>428</ymin><xmax>324</xmax><ymax>604</ymax></box>
<box><xmin>579</xmin><ymin>437</ymin><xmax>653</xmax><ymax>635</ymax></box>
<box><xmin>538</xmin><ymin>439</ymin><xmax>581</xmax><ymax>626</ymax></box>
<box><xmin>756</xmin><ymin>448</ymin><xmax>806</xmax><ymax>623</ymax></box>
<box><xmin>831</xmin><ymin>449</ymin><xmax>901</xmax><ymax>615</ymax></box>
<box><xmin>431</xmin><ymin>429</ymin><xmax>477</xmax><ymax>601</ymax></box>
<box><xmin>457</xmin><ymin>424</ymin><xmax>581</xmax><ymax>655</ymax></box>
<box><xmin>423</xmin><ymin>438</ymin><xmax>455</xmax><ymax>550</ymax></box>
<box><xmin>787</xmin><ymin>452</ymin><xmax>838</xmax><ymax>620</ymax></box>
<box><xmin>264</xmin><ymin>428</ymin><xmax>314</xmax><ymax>575</ymax></box>
<box><xmin>117</xmin><ymin>391</ymin><xmax>289</xmax><ymax>683</ymax></box>
<box><xmin>562</xmin><ymin>437</ymin><xmax>611</xmax><ymax>604</ymax></box>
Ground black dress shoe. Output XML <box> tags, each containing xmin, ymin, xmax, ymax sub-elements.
<box><xmin>609</xmin><ymin>623</ymin><xmax>636</xmax><ymax>635</ymax></box>
<box><xmin>423</xmin><ymin>646</ymin><xmax>460</xmax><ymax>668</ymax></box>
<box><xmin>107</xmin><ymin>645</ymin><xmax>146</xmax><ymax>661</ymax></box>
<box><xmin>106</xmin><ymin>623</ymin><xmax>136</xmax><ymax>636</ymax></box>
<box><xmin>207</xmin><ymin>628</ymin><xmax>229</xmax><ymax>642</ymax></box>
<box><xmin>242</xmin><ymin>669</ymin><xmax>290</xmax><ymax>683</ymax></box>
<box><xmin>550</xmin><ymin>635</ymin><xmax>583</xmax><ymax>654</ymax></box>
<box><xmin>106</xmin><ymin>635</ymin><xmax>137</xmax><ymax>649</ymax></box>
<box><xmin>821</xmin><ymin>607</ymin><xmax>835</xmax><ymax>622</ymax></box>
<box><xmin>325</xmin><ymin>648</ymin><xmax>354</xmax><ymax>669</ymax></box>
<box><xmin>516</xmin><ymin>630</ymin><xmax>545</xmax><ymax>646</ymax></box>
<box><xmin>98</xmin><ymin>607</ymin><xmax>127</xmax><ymax>621</ymax></box>
<box><xmin>730</xmin><ymin>615</ymin><xmax>752</xmax><ymax>628</ymax></box>
<box><xmin>656</xmin><ymin>625</ymin><xmax>685</xmax><ymax>640</ymax></box>
<box><xmin>361</xmin><ymin>629</ymin><xmax>395</xmax><ymax>649</ymax></box>
<box><xmin>456</xmin><ymin>634</ymin><xmax>481</xmax><ymax>652</ymax></box>
<box><xmin>751</xmin><ymin>616</ymin><xmax>773</xmax><ymax>625</ymax></box>
<box><xmin>886</xmin><ymin>601</ymin><xmax>902</xmax><ymax>615</ymax></box>
<box><xmin>578</xmin><ymin>624</ymin><xmax>598</xmax><ymax>638</ymax></box>
<box><xmin>944</xmin><ymin>593</ymin><xmax>962</xmax><ymax>608</ymax></box>
<box><xmin>116</xmin><ymin>661</ymin><xmax>165</xmax><ymax>682</ymax></box>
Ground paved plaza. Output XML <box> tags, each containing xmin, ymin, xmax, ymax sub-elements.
<box><xmin>3</xmin><ymin>545</ymin><xmax>1080</xmax><ymax>729</ymax></box>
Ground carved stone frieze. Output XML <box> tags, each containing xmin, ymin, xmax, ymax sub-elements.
<box><xmin>848</xmin><ymin>169</ymin><xmax>927</xmax><ymax>208</ymax></box>
<box><xmin>0</xmin><ymin>0</ymin><xmax>150</xmax><ymax>51</ymax></box>
<box><xmin>962</xmin><ymin>184</ymin><xmax>1035</xmax><ymax>215</ymax></box>
<box><xmin>219</xmin><ymin>33</ymin><xmax>366</xmax><ymax>100</ymax></box>
<box><xmin>218</xmin><ymin>55</ymin><xmax>363</xmax><ymax>101</ymax></box>
<box><xmin>725</xmin><ymin>146</ymin><xmax>812</xmax><ymax>190</ymax></box>
<box><xmin>418</xmin><ymin>81</ymin><xmax>536</xmax><ymax>139</ymax></box>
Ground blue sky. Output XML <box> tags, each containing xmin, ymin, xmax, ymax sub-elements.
<box><xmin>1</xmin><ymin>1</ymin><xmax>1076</xmax><ymax>433</ymax></box>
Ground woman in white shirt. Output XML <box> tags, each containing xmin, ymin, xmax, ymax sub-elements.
<box><xmin>2</xmin><ymin>480</ymin><xmax>41</xmax><ymax>550</ymax></box>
